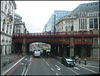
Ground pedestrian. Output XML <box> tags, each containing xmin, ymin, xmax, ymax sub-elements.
<box><xmin>79</xmin><ymin>58</ymin><xmax>81</xmax><ymax>64</ymax></box>
<box><xmin>84</xmin><ymin>59</ymin><xmax>86</xmax><ymax>65</ymax></box>
<box><xmin>18</xmin><ymin>50</ymin><xmax>20</xmax><ymax>56</ymax></box>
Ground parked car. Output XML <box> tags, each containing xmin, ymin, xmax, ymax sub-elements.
<box><xmin>61</xmin><ymin>57</ymin><xmax>75</xmax><ymax>67</ymax></box>
<box><xmin>34</xmin><ymin>50</ymin><xmax>40</xmax><ymax>57</ymax></box>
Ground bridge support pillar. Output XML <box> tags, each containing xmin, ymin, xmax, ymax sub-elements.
<box><xmin>70</xmin><ymin>38</ymin><xmax>74</xmax><ymax>57</ymax></box>
<box><xmin>58</xmin><ymin>45</ymin><xmax>63</xmax><ymax>57</ymax></box>
<box><xmin>91</xmin><ymin>37</ymin><xmax>99</xmax><ymax>58</ymax></box>
<box><xmin>54</xmin><ymin>45</ymin><xmax>59</xmax><ymax>55</ymax></box>
<box><xmin>22</xmin><ymin>38</ymin><xmax>26</xmax><ymax>55</ymax></box>
<box><xmin>63</xmin><ymin>45</ymin><xmax>67</xmax><ymax>57</ymax></box>
<box><xmin>70</xmin><ymin>46</ymin><xmax>74</xmax><ymax>56</ymax></box>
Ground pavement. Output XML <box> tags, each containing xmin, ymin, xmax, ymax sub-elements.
<box><xmin>0</xmin><ymin>54</ymin><xmax>100</xmax><ymax>75</ymax></box>
<box><xmin>1</xmin><ymin>53</ymin><xmax>25</xmax><ymax>75</ymax></box>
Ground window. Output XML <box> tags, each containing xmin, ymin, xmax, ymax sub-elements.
<box><xmin>81</xmin><ymin>19</ymin><xmax>82</xmax><ymax>29</ymax></box>
<box><xmin>89</xmin><ymin>19</ymin><xmax>93</xmax><ymax>28</ymax></box>
<box><xmin>6</xmin><ymin>23</ymin><xmax>9</xmax><ymax>33</ymax></box>
<box><xmin>83</xmin><ymin>19</ymin><xmax>84</xmax><ymax>29</ymax></box>
<box><xmin>79</xmin><ymin>19</ymin><xmax>80</xmax><ymax>29</ymax></box>
<box><xmin>85</xmin><ymin>19</ymin><xmax>87</xmax><ymax>29</ymax></box>
<box><xmin>94</xmin><ymin>18</ymin><xmax>98</xmax><ymax>30</ymax></box>
<box><xmin>66</xmin><ymin>26</ymin><xmax>67</xmax><ymax>31</ymax></box>
<box><xmin>2</xmin><ymin>19</ymin><xmax>6</xmax><ymax>31</ymax></box>
<box><xmin>71</xmin><ymin>25</ymin><xmax>74</xmax><ymax>31</ymax></box>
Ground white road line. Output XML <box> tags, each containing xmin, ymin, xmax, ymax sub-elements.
<box><xmin>51</xmin><ymin>68</ymin><xmax>54</xmax><ymax>71</ymax></box>
<box><xmin>78</xmin><ymin>65</ymin><xmax>98</xmax><ymax>74</ymax></box>
<box><xmin>25</xmin><ymin>58</ymin><xmax>27</xmax><ymax>60</ymax></box>
<box><xmin>2</xmin><ymin>56</ymin><xmax>26</xmax><ymax>75</ymax></box>
<box><xmin>24</xmin><ymin>62</ymin><xmax>31</xmax><ymax>75</ymax></box>
<box><xmin>56</xmin><ymin>72</ymin><xmax>59</xmax><ymax>75</ymax></box>
<box><xmin>41</xmin><ymin>57</ymin><xmax>45</xmax><ymax>62</ymax></box>
<box><xmin>74</xmin><ymin>67</ymin><xmax>79</xmax><ymax>70</ymax></box>
<box><xmin>67</xmin><ymin>67</ymin><xmax>80</xmax><ymax>75</ymax></box>
<box><xmin>80</xmin><ymin>64</ymin><xmax>99</xmax><ymax>68</ymax></box>
<box><xmin>45</xmin><ymin>62</ymin><xmax>49</xmax><ymax>66</ymax></box>
<box><xmin>21</xmin><ymin>66</ymin><xmax>26</xmax><ymax>75</ymax></box>
<box><xmin>55</xmin><ymin>65</ymin><xmax>61</xmax><ymax>71</ymax></box>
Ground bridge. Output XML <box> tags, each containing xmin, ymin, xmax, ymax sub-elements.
<box><xmin>12</xmin><ymin>30</ymin><xmax>99</xmax><ymax>58</ymax></box>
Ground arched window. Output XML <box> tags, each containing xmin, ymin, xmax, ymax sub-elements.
<box><xmin>2</xmin><ymin>19</ymin><xmax>6</xmax><ymax>31</ymax></box>
<box><xmin>6</xmin><ymin>23</ymin><xmax>9</xmax><ymax>33</ymax></box>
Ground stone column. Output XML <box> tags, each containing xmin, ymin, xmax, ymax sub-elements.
<box><xmin>63</xmin><ymin>45</ymin><xmax>67</xmax><ymax>57</ymax></box>
<box><xmin>22</xmin><ymin>37</ymin><xmax>26</xmax><ymax>55</ymax></box>
<box><xmin>70</xmin><ymin>38</ymin><xmax>74</xmax><ymax>56</ymax></box>
<box><xmin>51</xmin><ymin>44</ymin><xmax>55</xmax><ymax>55</ymax></box>
<box><xmin>92</xmin><ymin>37</ymin><xmax>99</xmax><ymax>58</ymax></box>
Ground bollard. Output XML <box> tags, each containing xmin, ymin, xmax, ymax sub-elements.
<box><xmin>84</xmin><ymin>59</ymin><xmax>86</xmax><ymax>65</ymax></box>
<box><xmin>79</xmin><ymin>58</ymin><xmax>81</xmax><ymax>64</ymax></box>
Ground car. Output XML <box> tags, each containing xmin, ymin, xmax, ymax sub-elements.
<box><xmin>34</xmin><ymin>50</ymin><xmax>40</xmax><ymax>57</ymax></box>
<box><xmin>61</xmin><ymin>57</ymin><xmax>75</xmax><ymax>67</ymax></box>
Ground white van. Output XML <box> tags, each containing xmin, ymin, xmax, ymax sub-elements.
<box><xmin>34</xmin><ymin>50</ymin><xmax>40</xmax><ymax>57</ymax></box>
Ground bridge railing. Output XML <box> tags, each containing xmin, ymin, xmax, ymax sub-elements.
<box><xmin>13</xmin><ymin>30</ymin><xmax>99</xmax><ymax>37</ymax></box>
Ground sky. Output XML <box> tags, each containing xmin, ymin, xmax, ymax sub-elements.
<box><xmin>15</xmin><ymin>1</ymin><xmax>98</xmax><ymax>33</ymax></box>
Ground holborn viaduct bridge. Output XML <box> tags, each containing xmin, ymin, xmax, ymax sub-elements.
<box><xmin>12</xmin><ymin>30</ymin><xmax>99</xmax><ymax>58</ymax></box>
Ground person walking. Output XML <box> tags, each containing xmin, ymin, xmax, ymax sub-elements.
<box><xmin>18</xmin><ymin>50</ymin><xmax>20</xmax><ymax>56</ymax></box>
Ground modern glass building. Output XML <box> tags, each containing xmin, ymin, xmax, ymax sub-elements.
<box><xmin>44</xmin><ymin>10</ymin><xmax>71</xmax><ymax>32</ymax></box>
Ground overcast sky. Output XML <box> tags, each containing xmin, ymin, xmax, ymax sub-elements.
<box><xmin>15</xmin><ymin>1</ymin><xmax>98</xmax><ymax>33</ymax></box>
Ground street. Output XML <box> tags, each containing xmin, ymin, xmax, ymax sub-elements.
<box><xmin>5</xmin><ymin>54</ymin><xmax>99</xmax><ymax>75</ymax></box>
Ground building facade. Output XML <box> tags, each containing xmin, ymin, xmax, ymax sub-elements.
<box><xmin>56</xmin><ymin>2</ymin><xmax>99</xmax><ymax>58</ymax></box>
<box><xmin>44</xmin><ymin>10</ymin><xmax>71</xmax><ymax>32</ymax></box>
<box><xmin>56</xmin><ymin>2</ymin><xmax>99</xmax><ymax>32</ymax></box>
<box><xmin>14</xmin><ymin>13</ymin><xmax>27</xmax><ymax>33</ymax></box>
<box><xmin>1</xmin><ymin>1</ymin><xmax>16</xmax><ymax>55</ymax></box>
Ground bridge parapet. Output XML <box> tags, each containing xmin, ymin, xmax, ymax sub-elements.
<box><xmin>13</xmin><ymin>30</ymin><xmax>99</xmax><ymax>37</ymax></box>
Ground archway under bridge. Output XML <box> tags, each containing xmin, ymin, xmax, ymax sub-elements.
<box><xmin>25</xmin><ymin>40</ymin><xmax>70</xmax><ymax>57</ymax></box>
<box><xmin>74</xmin><ymin>44</ymin><xmax>92</xmax><ymax>58</ymax></box>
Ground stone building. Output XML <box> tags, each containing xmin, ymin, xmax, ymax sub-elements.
<box><xmin>13</xmin><ymin>13</ymin><xmax>27</xmax><ymax>33</ymax></box>
<box><xmin>56</xmin><ymin>2</ymin><xmax>99</xmax><ymax>58</ymax></box>
<box><xmin>1</xmin><ymin>1</ymin><xmax>16</xmax><ymax>55</ymax></box>
<box><xmin>56</xmin><ymin>2</ymin><xmax>99</xmax><ymax>32</ymax></box>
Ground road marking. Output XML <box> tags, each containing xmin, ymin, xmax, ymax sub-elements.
<box><xmin>67</xmin><ymin>67</ymin><xmax>80</xmax><ymax>75</ymax></box>
<box><xmin>21</xmin><ymin>63</ymin><xmax>24</xmax><ymax>65</ymax></box>
<box><xmin>74</xmin><ymin>67</ymin><xmax>79</xmax><ymax>70</ymax></box>
<box><xmin>80</xmin><ymin>64</ymin><xmax>99</xmax><ymax>68</ymax></box>
<box><xmin>2</xmin><ymin>56</ymin><xmax>26</xmax><ymax>75</ymax></box>
<box><xmin>6</xmin><ymin>62</ymin><xmax>21</xmax><ymax>75</ymax></box>
<box><xmin>41</xmin><ymin>57</ymin><xmax>45</xmax><ymax>62</ymax></box>
<box><xmin>56</xmin><ymin>73</ymin><xmax>59</xmax><ymax>76</ymax></box>
<box><xmin>55</xmin><ymin>65</ymin><xmax>61</xmax><ymax>71</ymax></box>
<box><xmin>51</xmin><ymin>68</ymin><xmax>54</xmax><ymax>71</ymax></box>
<box><xmin>21</xmin><ymin>66</ymin><xmax>26</xmax><ymax>75</ymax></box>
<box><xmin>79</xmin><ymin>65</ymin><xmax>98</xmax><ymax>74</ymax></box>
<box><xmin>24</xmin><ymin>62</ymin><xmax>31</xmax><ymax>75</ymax></box>
<box><xmin>46</xmin><ymin>62</ymin><xmax>49</xmax><ymax>66</ymax></box>
<box><xmin>25</xmin><ymin>58</ymin><xmax>27</xmax><ymax>60</ymax></box>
